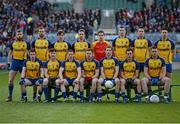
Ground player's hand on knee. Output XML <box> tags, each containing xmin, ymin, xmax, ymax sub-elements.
<box><xmin>19</xmin><ymin>78</ymin><xmax>25</xmax><ymax>85</ymax></box>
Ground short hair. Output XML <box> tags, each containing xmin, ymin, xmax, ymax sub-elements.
<box><xmin>98</xmin><ymin>30</ymin><xmax>105</xmax><ymax>35</ymax></box>
<box><xmin>151</xmin><ymin>46</ymin><xmax>157</xmax><ymax>50</ymax></box>
<box><xmin>68</xmin><ymin>49</ymin><xmax>74</xmax><ymax>53</ymax></box>
<box><xmin>161</xmin><ymin>28</ymin><xmax>168</xmax><ymax>32</ymax></box>
<box><xmin>86</xmin><ymin>48</ymin><xmax>93</xmax><ymax>53</ymax></box>
<box><xmin>105</xmin><ymin>45</ymin><xmax>113</xmax><ymax>50</ymax></box>
<box><xmin>57</xmin><ymin>29</ymin><xmax>64</xmax><ymax>35</ymax></box>
<box><xmin>49</xmin><ymin>48</ymin><xmax>56</xmax><ymax>53</ymax></box>
<box><xmin>29</xmin><ymin>48</ymin><xmax>35</xmax><ymax>53</ymax></box>
<box><xmin>119</xmin><ymin>26</ymin><xmax>125</xmax><ymax>29</ymax></box>
<box><xmin>39</xmin><ymin>27</ymin><xmax>45</xmax><ymax>30</ymax></box>
<box><xmin>138</xmin><ymin>26</ymin><xmax>144</xmax><ymax>29</ymax></box>
<box><xmin>16</xmin><ymin>29</ymin><xmax>22</xmax><ymax>33</ymax></box>
<box><xmin>126</xmin><ymin>48</ymin><xmax>133</xmax><ymax>53</ymax></box>
<box><xmin>78</xmin><ymin>29</ymin><xmax>85</xmax><ymax>33</ymax></box>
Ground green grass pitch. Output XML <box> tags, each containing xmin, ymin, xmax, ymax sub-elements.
<box><xmin>0</xmin><ymin>70</ymin><xmax>180</xmax><ymax>123</ymax></box>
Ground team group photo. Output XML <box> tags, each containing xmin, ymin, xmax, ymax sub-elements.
<box><xmin>0</xmin><ymin>0</ymin><xmax>180</xmax><ymax>123</ymax></box>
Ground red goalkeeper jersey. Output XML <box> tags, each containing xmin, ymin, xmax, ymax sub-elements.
<box><xmin>92</xmin><ymin>41</ymin><xmax>109</xmax><ymax>61</ymax></box>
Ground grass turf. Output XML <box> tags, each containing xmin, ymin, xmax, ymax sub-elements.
<box><xmin>0</xmin><ymin>70</ymin><xmax>180</xmax><ymax>123</ymax></box>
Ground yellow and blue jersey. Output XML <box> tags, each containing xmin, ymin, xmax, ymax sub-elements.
<box><xmin>44</xmin><ymin>60</ymin><xmax>61</xmax><ymax>78</ymax></box>
<box><xmin>120</xmin><ymin>59</ymin><xmax>139</xmax><ymax>78</ymax></box>
<box><xmin>72</xmin><ymin>40</ymin><xmax>90</xmax><ymax>61</ymax></box>
<box><xmin>31</xmin><ymin>38</ymin><xmax>52</xmax><ymax>62</ymax></box>
<box><xmin>112</xmin><ymin>37</ymin><xmax>131</xmax><ymax>61</ymax></box>
<box><xmin>10</xmin><ymin>41</ymin><xmax>30</xmax><ymax>60</ymax></box>
<box><xmin>81</xmin><ymin>59</ymin><xmax>100</xmax><ymax>77</ymax></box>
<box><xmin>131</xmin><ymin>38</ymin><xmax>152</xmax><ymax>63</ymax></box>
<box><xmin>61</xmin><ymin>60</ymin><xmax>80</xmax><ymax>79</ymax></box>
<box><xmin>144</xmin><ymin>56</ymin><xmax>165</xmax><ymax>77</ymax></box>
<box><xmin>154</xmin><ymin>38</ymin><xmax>175</xmax><ymax>64</ymax></box>
<box><xmin>100</xmin><ymin>57</ymin><xmax>119</xmax><ymax>79</ymax></box>
<box><xmin>53</xmin><ymin>41</ymin><xmax>71</xmax><ymax>61</ymax></box>
<box><xmin>23</xmin><ymin>59</ymin><xmax>42</xmax><ymax>79</ymax></box>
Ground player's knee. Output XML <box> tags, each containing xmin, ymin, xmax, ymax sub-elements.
<box><xmin>141</xmin><ymin>77</ymin><xmax>148</xmax><ymax>84</ymax></box>
<box><xmin>43</xmin><ymin>78</ymin><xmax>48</xmax><ymax>86</ymax></box>
<box><xmin>115</xmin><ymin>78</ymin><xmax>120</xmax><ymax>84</ymax></box>
<box><xmin>120</xmin><ymin>79</ymin><xmax>125</xmax><ymax>85</ymax></box>
<box><xmin>135</xmin><ymin>79</ymin><xmax>141</xmax><ymax>85</ymax></box>
<box><xmin>55</xmin><ymin>79</ymin><xmax>60</xmax><ymax>86</ymax></box>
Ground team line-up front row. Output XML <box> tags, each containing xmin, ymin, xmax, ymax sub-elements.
<box><xmin>6</xmin><ymin>26</ymin><xmax>175</xmax><ymax>103</ymax></box>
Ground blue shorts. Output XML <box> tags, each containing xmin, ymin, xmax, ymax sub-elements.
<box><xmin>139</xmin><ymin>63</ymin><xmax>144</xmax><ymax>72</ymax></box>
<box><xmin>102</xmin><ymin>78</ymin><xmax>115</xmax><ymax>86</ymax></box>
<box><xmin>10</xmin><ymin>59</ymin><xmax>24</xmax><ymax>73</ymax></box>
<box><xmin>65</xmin><ymin>78</ymin><xmax>76</xmax><ymax>86</ymax></box>
<box><xmin>27</xmin><ymin>78</ymin><xmax>40</xmax><ymax>86</ymax></box>
<box><xmin>150</xmin><ymin>77</ymin><xmax>160</xmax><ymax>86</ymax></box>
<box><xmin>166</xmin><ymin>64</ymin><xmax>172</xmax><ymax>73</ymax></box>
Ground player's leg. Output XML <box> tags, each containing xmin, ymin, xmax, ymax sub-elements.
<box><xmin>34</xmin><ymin>78</ymin><xmax>43</xmax><ymax>102</ymax></box>
<box><xmin>33</xmin><ymin>86</ymin><xmax>37</xmax><ymax>101</ymax></box>
<box><xmin>134</xmin><ymin>78</ymin><xmax>141</xmax><ymax>102</ymax></box>
<box><xmin>89</xmin><ymin>78</ymin><xmax>98</xmax><ymax>102</ymax></box>
<box><xmin>161</xmin><ymin>77</ymin><xmax>170</xmax><ymax>103</ymax></box>
<box><xmin>79</xmin><ymin>78</ymin><xmax>85</xmax><ymax>102</ymax></box>
<box><xmin>43</xmin><ymin>78</ymin><xmax>50</xmax><ymax>102</ymax></box>
<box><xmin>166</xmin><ymin>64</ymin><xmax>172</xmax><ymax>79</ymax></box>
<box><xmin>53</xmin><ymin>79</ymin><xmax>60</xmax><ymax>101</ymax></box>
<box><xmin>19</xmin><ymin>78</ymin><xmax>32</xmax><ymax>102</ymax></box>
<box><xmin>120</xmin><ymin>78</ymin><xmax>126</xmax><ymax>103</ymax></box>
<box><xmin>73</xmin><ymin>79</ymin><xmax>79</xmax><ymax>101</ymax></box>
<box><xmin>114</xmin><ymin>78</ymin><xmax>120</xmax><ymax>103</ymax></box>
<box><xmin>6</xmin><ymin>70</ymin><xmax>17</xmax><ymax>102</ymax></box>
<box><xmin>141</xmin><ymin>77</ymin><xmax>150</xmax><ymax>102</ymax></box>
<box><xmin>60</xmin><ymin>79</ymin><xmax>68</xmax><ymax>102</ymax></box>
<box><xmin>97</xmin><ymin>78</ymin><xmax>103</xmax><ymax>102</ymax></box>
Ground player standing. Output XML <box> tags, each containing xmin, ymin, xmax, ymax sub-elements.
<box><xmin>54</xmin><ymin>29</ymin><xmax>71</xmax><ymax>61</ymax></box>
<box><xmin>72</xmin><ymin>29</ymin><xmax>90</xmax><ymax>62</ymax></box>
<box><xmin>154</xmin><ymin>28</ymin><xmax>176</xmax><ymax>78</ymax></box>
<box><xmin>92</xmin><ymin>30</ymin><xmax>110</xmax><ymax>61</ymax></box>
<box><xmin>6</xmin><ymin>30</ymin><xmax>30</xmax><ymax>102</ymax></box>
<box><xmin>131</xmin><ymin>27</ymin><xmax>152</xmax><ymax>73</ymax></box>
<box><xmin>113</xmin><ymin>26</ymin><xmax>131</xmax><ymax>62</ymax></box>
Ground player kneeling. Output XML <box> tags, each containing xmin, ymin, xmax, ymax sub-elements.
<box><xmin>43</xmin><ymin>49</ymin><xmax>61</xmax><ymax>102</ymax></box>
<box><xmin>20</xmin><ymin>49</ymin><xmax>43</xmax><ymax>102</ymax></box>
<box><xmin>56</xmin><ymin>50</ymin><xmax>81</xmax><ymax>102</ymax></box>
<box><xmin>80</xmin><ymin>49</ymin><xmax>100</xmax><ymax>102</ymax></box>
<box><xmin>141</xmin><ymin>46</ymin><xmax>170</xmax><ymax>103</ymax></box>
<box><xmin>97</xmin><ymin>46</ymin><xmax>120</xmax><ymax>102</ymax></box>
<box><xmin>120</xmin><ymin>48</ymin><xmax>141</xmax><ymax>103</ymax></box>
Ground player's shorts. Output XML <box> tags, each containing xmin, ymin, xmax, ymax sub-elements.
<box><xmin>65</xmin><ymin>78</ymin><xmax>76</xmax><ymax>86</ymax></box>
<box><xmin>102</xmin><ymin>78</ymin><xmax>115</xmax><ymax>86</ymax></box>
<box><xmin>48</xmin><ymin>77</ymin><xmax>58</xmax><ymax>86</ymax></box>
<box><xmin>166</xmin><ymin>63</ymin><xmax>172</xmax><ymax>73</ymax></box>
<box><xmin>139</xmin><ymin>63</ymin><xmax>144</xmax><ymax>72</ymax></box>
<box><xmin>10</xmin><ymin>59</ymin><xmax>24</xmax><ymax>73</ymax></box>
<box><xmin>150</xmin><ymin>77</ymin><xmax>160</xmax><ymax>86</ymax></box>
<box><xmin>27</xmin><ymin>78</ymin><xmax>40</xmax><ymax>86</ymax></box>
